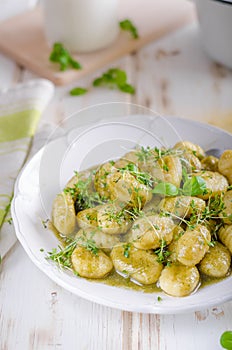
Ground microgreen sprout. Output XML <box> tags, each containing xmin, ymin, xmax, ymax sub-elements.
<box><xmin>47</xmin><ymin>232</ymin><xmax>99</xmax><ymax>272</ymax></box>
<box><xmin>64</xmin><ymin>171</ymin><xmax>106</xmax><ymax>212</ymax></box>
<box><xmin>154</xmin><ymin>239</ymin><xmax>171</xmax><ymax>265</ymax></box>
<box><xmin>119</xmin><ymin>163</ymin><xmax>153</xmax><ymax>187</ymax></box>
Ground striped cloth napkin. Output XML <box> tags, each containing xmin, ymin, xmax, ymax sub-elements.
<box><xmin>0</xmin><ymin>79</ymin><xmax>54</xmax><ymax>259</ymax></box>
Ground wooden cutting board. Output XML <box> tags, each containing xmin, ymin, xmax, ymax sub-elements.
<box><xmin>0</xmin><ymin>0</ymin><xmax>195</xmax><ymax>85</ymax></box>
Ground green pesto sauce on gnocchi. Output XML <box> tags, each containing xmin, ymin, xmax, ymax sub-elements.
<box><xmin>48</xmin><ymin>142</ymin><xmax>232</xmax><ymax>298</ymax></box>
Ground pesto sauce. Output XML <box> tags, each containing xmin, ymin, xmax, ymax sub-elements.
<box><xmin>49</xmin><ymin>221</ymin><xmax>231</xmax><ymax>294</ymax></box>
<box><xmin>96</xmin><ymin>270</ymin><xmax>161</xmax><ymax>293</ymax></box>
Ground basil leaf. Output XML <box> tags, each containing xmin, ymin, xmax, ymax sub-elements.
<box><xmin>182</xmin><ymin>176</ymin><xmax>206</xmax><ymax>196</ymax></box>
<box><xmin>152</xmin><ymin>182</ymin><xmax>179</xmax><ymax>196</ymax></box>
<box><xmin>220</xmin><ymin>331</ymin><xmax>232</xmax><ymax>350</ymax></box>
<box><xmin>119</xmin><ymin>19</ymin><xmax>139</xmax><ymax>39</ymax></box>
<box><xmin>70</xmin><ymin>87</ymin><xmax>88</xmax><ymax>96</ymax></box>
<box><xmin>92</xmin><ymin>68</ymin><xmax>135</xmax><ymax>94</ymax></box>
<box><xmin>119</xmin><ymin>83</ymin><xmax>135</xmax><ymax>94</ymax></box>
<box><xmin>49</xmin><ymin>42</ymin><xmax>82</xmax><ymax>71</ymax></box>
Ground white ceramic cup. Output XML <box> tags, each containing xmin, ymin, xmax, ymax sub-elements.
<box><xmin>42</xmin><ymin>0</ymin><xmax>119</xmax><ymax>53</ymax></box>
<box><xmin>194</xmin><ymin>0</ymin><xmax>232</xmax><ymax>69</ymax></box>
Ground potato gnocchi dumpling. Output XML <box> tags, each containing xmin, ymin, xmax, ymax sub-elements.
<box><xmin>218</xmin><ymin>150</ymin><xmax>232</xmax><ymax>184</ymax></box>
<box><xmin>97</xmin><ymin>203</ymin><xmax>131</xmax><ymax>234</ymax></box>
<box><xmin>199</xmin><ymin>242</ymin><xmax>231</xmax><ymax>278</ymax></box>
<box><xmin>108</xmin><ymin>169</ymin><xmax>152</xmax><ymax>208</ymax></box>
<box><xmin>159</xmin><ymin>196</ymin><xmax>205</xmax><ymax>219</ymax></box>
<box><xmin>159</xmin><ymin>263</ymin><xmax>200</xmax><ymax>297</ymax></box>
<box><xmin>220</xmin><ymin>190</ymin><xmax>232</xmax><ymax>224</ymax></box>
<box><xmin>151</xmin><ymin>155</ymin><xmax>182</xmax><ymax>188</ymax></box>
<box><xmin>201</xmin><ymin>155</ymin><xmax>218</xmax><ymax>172</ymax></box>
<box><xmin>76</xmin><ymin>207</ymin><xmax>98</xmax><ymax>229</ymax></box>
<box><xmin>193</xmin><ymin>171</ymin><xmax>228</xmax><ymax>200</ymax></box>
<box><xmin>52</xmin><ymin>192</ymin><xmax>76</xmax><ymax>236</ymax></box>
<box><xmin>49</xmin><ymin>141</ymin><xmax>232</xmax><ymax>299</ymax></box>
<box><xmin>218</xmin><ymin>225</ymin><xmax>232</xmax><ymax>254</ymax></box>
<box><xmin>127</xmin><ymin>215</ymin><xmax>175</xmax><ymax>250</ymax></box>
<box><xmin>166</xmin><ymin>225</ymin><xmax>185</xmax><ymax>262</ymax></box>
<box><xmin>94</xmin><ymin>162</ymin><xmax>117</xmax><ymax>199</ymax></box>
<box><xmin>176</xmin><ymin>225</ymin><xmax>211</xmax><ymax>266</ymax></box>
<box><xmin>173</xmin><ymin>141</ymin><xmax>205</xmax><ymax>160</ymax></box>
<box><xmin>71</xmin><ymin>246</ymin><xmax>113</xmax><ymax>278</ymax></box>
<box><xmin>75</xmin><ymin>228</ymin><xmax>121</xmax><ymax>252</ymax></box>
<box><xmin>111</xmin><ymin>244</ymin><xmax>163</xmax><ymax>285</ymax></box>
<box><xmin>179</xmin><ymin>152</ymin><xmax>202</xmax><ymax>172</ymax></box>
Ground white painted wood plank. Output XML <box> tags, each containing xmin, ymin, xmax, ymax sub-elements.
<box><xmin>0</xmin><ymin>243</ymin><xmax>123</xmax><ymax>350</ymax></box>
<box><xmin>132</xmin><ymin>23</ymin><xmax>232</xmax><ymax>131</ymax></box>
<box><xmin>0</xmin><ymin>54</ymin><xmax>22</xmax><ymax>89</ymax></box>
<box><xmin>1</xmin><ymin>18</ymin><xmax>232</xmax><ymax>350</ymax></box>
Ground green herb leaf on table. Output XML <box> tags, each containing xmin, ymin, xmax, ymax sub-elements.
<box><xmin>49</xmin><ymin>42</ymin><xmax>82</xmax><ymax>71</ymax></box>
<box><xmin>70</xmin><ymin>87</ymin><xmax>88</xmax><ymax>96</ymax></box>
<box><xmin>119</xmin><ymin>19</ymin><xmax>139</xmax><ymax>39</ymax></box>
<box><xmin>93</xmin><ymin>68</ymin><xmax>135</xmax><ymax>94</ymax></box>
<box><xmin>220</xmin><ymin>331</ymin><xmax>232</xmax><ymax>350</ymax></box>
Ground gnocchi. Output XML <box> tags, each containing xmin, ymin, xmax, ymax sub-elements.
<box><xmin>49</xmin><ymin>140</ymin><xmax>232</xmax><ymax>298</ymax></box>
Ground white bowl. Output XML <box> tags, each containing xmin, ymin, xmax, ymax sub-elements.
<box><xmin>195</xmin><ymin>0</ymin><xmax>232</xmax><ymax>69</ymax></box>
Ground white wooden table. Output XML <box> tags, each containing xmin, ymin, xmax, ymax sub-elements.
<box><xmin>1</xmin><ymin>3</ymin><xmax>232</xmax><ymax>350</ymax></box>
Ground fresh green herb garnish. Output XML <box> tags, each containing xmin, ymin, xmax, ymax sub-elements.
<box><xmin>64</xmin><ymin>171</ymin><xmax>106</xmax><ymax>212</ymax></box>
<box><xmin>47</xmin><ymin>233</ymin><xmax>99</xmax><ymax>271</ymax></box>
<box><xmin>153</xmin><ymin>182</ymin><xmax>179</xmax><ymax>196</ymax></box>
<box><xmin>182</xmin><ymin>176</ymin><xmax>207</xmax><ymax>196</ymax></box>
<box><xmin>135</xmin><ymin>146</ymin><xmax>152</xmax><ymax>162</ymax></box>
<box><xmin>70</xmin><ymin>87</ymin><xmax>88</xmax><ymax>96</ymax></box>
<box><xmin>123</xmin><ymin>243</ymin><xmax>131</xmax><ymax>258</ymax></box>
<box><xmin>220</xmin><ymin>331</ymin><xmax>232</xmax><ymax>350</ymax></box>
<box><xmin>93</xmin><ymin>68</ymin><xmax>135</xmax><ymax>94</ymax></box>
<box><xmin>154</xmin><ymin>239</ymin><xmax>171</xmax><ymax>265</ymax></box>
<box><xmin>79</xmin><ymin>232</ymin><xmax>99</xmax><ymax>255</ymax></box>
<box><xmin>119</xmin><ymin>163</ymin><xmax>153</xmax><ymax>187</ymax></box>
<box><xmin>152</xmin><ymin>176</ymin><xmax>207</xmax><ymax>197</ymax></box>
<box><xmin>135</xmin><ymin>146</ymin><xmax>183</xmax><ymax>164</ymax></box>
<box><xmin>49</xmin><ymin>42</ymin><xmax>82</xmax><ymax>71</ymax></box>
<box><xmin>157</xmin><ymin>296</ymin><xmax>163</xmax><ymax>302</ymax></box>
<box><xmin>119</xmin><ymin>19</ymin><xmax>139</xmax><ymax>39</ymax></box>
<box><xmin>47</xmin><ymin>240</ymin><xmax>77</xmax><ymax>270</ymax></box>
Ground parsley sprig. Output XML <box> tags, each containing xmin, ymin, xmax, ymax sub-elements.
<box><xmin>49</xmin><ymin>42</ymin><xmax>82</xmax><ymax>71</ymax></box>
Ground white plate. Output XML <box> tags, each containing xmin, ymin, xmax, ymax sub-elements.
<box><xmin>12</xmin><ymin>115</ymin><xmax>232</xmax><ymax>314</ymax></box>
